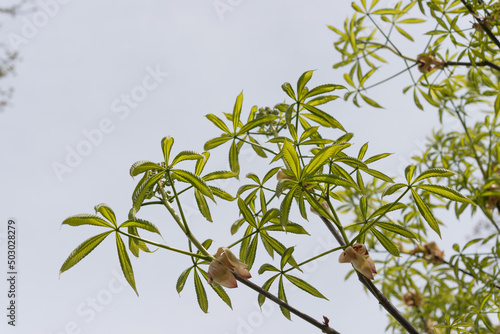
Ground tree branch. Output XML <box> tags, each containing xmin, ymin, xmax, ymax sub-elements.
<box><xmin>444</xmin><ymin>60</ymin><xmax>500</xmax><ymax>72</ymax></box>
<box><xmin>460</xmin><ymin>0</ymin><xmax>500</xmax><ymax>50</ymax></box>
<box><xmin>232</xmin><ymin>271</ymin><xmax>340</xmax><ymax>334</ymax></box>
<box><xmin>319</xmin><ymin>216</ymin><xmax>421</xmax><ymax>334</ymax></box>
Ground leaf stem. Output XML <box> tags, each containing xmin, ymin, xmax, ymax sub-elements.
<box><xmin>117</xmin><ymin>230</ymin><xmax>211</xmax><ymax>261</ymax></box>
<box><xmin>157</xmin><ymin>182</ymin><xmax>214</xmax><ymax>260</ymax></box>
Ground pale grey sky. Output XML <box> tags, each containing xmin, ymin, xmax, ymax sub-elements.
<box><xmin>0</xmin><ymin>1</ymin><xmax>449</xmax><ymax>334</ymax></box>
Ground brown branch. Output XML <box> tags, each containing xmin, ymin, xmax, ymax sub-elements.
<box><xmin>319</xmin><ymin>216</ymin><xmax>421</xmax><ymax>334</ymax></box>
<box><xmin>444</xmin><ymin>60</ymin><xmax>500</xmax><ymax>72</ymax></box>
<box><xmin>232</xmin><ymin>271</ymin><xmax>340</xmax><ymax>334</ymax></box>
<box><xmin>460</xmin><ymin>0</ymin><xmax>500</xmax><ymax>50</ymax></box>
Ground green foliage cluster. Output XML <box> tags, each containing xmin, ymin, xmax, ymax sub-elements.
<box><xmin>59</xmin><ymin>1</ymin><xmax>500</xmax><ymax>333</ymax></box>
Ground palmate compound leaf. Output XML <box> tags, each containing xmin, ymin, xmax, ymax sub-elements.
<box><xmin>59</xmin><ymin>230</ymin><xmax>113</xmax><ymax>277</ymax></box>
<box><xmin>115</xmin><ymin>232</ymin><xmax>138</xmax><ymax>296</ymax></box>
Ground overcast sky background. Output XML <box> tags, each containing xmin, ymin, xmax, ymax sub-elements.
<box><xmin>0</xmin><ymin>1</ymin><xmax>472</xmax><ymax>333</ymax></box>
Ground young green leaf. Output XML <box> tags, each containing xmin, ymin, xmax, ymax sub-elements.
<box><xmin>280</xmin><ymin>188</ymin><xmax>296</xmax><ymax>227</ymax></box>
<box><xmin>203</xmin><ymin>170</ymin><xmax>238</xmax><ymax>182</ymax></box>
<box><xmin>304</xmin><ymin>174</ymin><xmax>359</xmax><ymax>190</ymax></box>
<box><xmin>195</xmin><ymin>189</ymin><xmax>213</xmax><ymax>222</ymax></box>
<box><xmin>412</xmin><ymin>168</ymin><xmax>455</xmax><ymax>184</ymax></box>
<box><xmin>411</xmin><ymin>189</ymin><xmax>441</xmax><ymax>237</ymax></box>
<box><xmin>193</xmin><ymin>269</ymin><xmax>209</xmax><ymax>313</ymax></box>
<box><xmin>115</xmin><ymin>233</ymin><xmax>138</xmax><ymax>296</ymax></box>
<box><xmin>304</xmin><ymin>84</ymin><xmax>346</xmax><ymax>99</ymax></box>
<box><xmin>232</xmin><ymin>91</ymin><xmax>244</xmax><ymax>132</ymax></box>
<box><xmin>209</xmin><ymin>186</ymin><xmax>236</xmax><ymax>201</ymax></box>
<box><xmin>375</xmin><ymin>222</ymin><xmax>416</xmax><ymax>239</ymax></box>
<box><xmin>176</xmin><ymin>267</ymin><xmax>193</xmax><ymax>294</ymax></box>
<box><xmin>258</xmin><ymin>274</ymin><xmax>279</xmax><ymax>307</ymax></box>
<box><xmin>297</xmin><ymin>70</ymin><xmax>314</xmax><ymax>101</ymax></box>
<box><xmin>132</xmin><ymin>172</ymin><xmax>165</xmax><ymax>215</ymax></box>
<box><xmin>161</xmin><ymin>136</ymin><xmax>174</xmax><ymax>164</ymax></box>
<box><xmin>170</xmin><ymin>150</ymin><xmax>204</xmax><ymax>167</ymax></box>
<box><xmin>414</xmin><ymin>184</ymin><xmax>474</xmax><ymax>204</ymax></box>
<box><xmin>173</xmin><ymin>169</ymin><xmax>215</xmax><ymax>201</ymax></box>
<box><xmin>245</xmin><ymin>235</ymin><xmax>258</xmax><ymax>270</ymax></box>
<box><xmin>238</xmin><ymin>196</ymin><xmax>257</xmax><ymax>227</ymax></box>
<box><xmin>238</xmin><ymin>115</ymin><xmax>277</xmax><ymax>134</ymax></box>
<box><xmin>368</xmin><ymin>202</ymin><xmax>407</xmax><ymax>220</ymax></box>
<box><xmin>306</xmin><ymin>95</ymin><xmax>339</xmax><ymax>106</ymax></box>
<box><xmin>206</xmin><ymin>114</ymin><xmax>231</xmax><ymax>134</ymax></box>
<box><xmin>280</xmin><ymin>247</ymin><xmax>295</xmax><ymax>270</ymax></box>
<box><xmin>61</xmin><ymin>214</ymin><xmax>115</xmax><ymax>229</ymax></box>
<box><xmin>372</xmin><ymin>228</ymin><xmax>400</xmax><ymax>256</ymax></box>
<box><xmin>282</xmin><ymin>140</ymin><xmax>301</xmax><ymax>178</ymax></box>
<box><xmin>302</xmin><ymin>144</ymin><xmax>349</xmax><ymax>177</ymax></box>
<box><xmin>119</xmin><ymin>218</ymin><xmax>161</xmax><ymax>235</ymax></box>
<box><xmin>129</xmin><ymin>160</ymin><xmax>164</xmax><ymax>177</ymax></box>
<box><xmin>302</xmin><ymin>104</ymin><xmax>346</xmax><ymax>131</ymax></box>
<box><xmin>278</xmin><ymin>276</ymin><xmax>291</xmax><ymax>320</ymax></box>
<box><xmin>284</xmin><ymin>274</ymin><xmax>328</xmax><ymax>300</ymax></box>
<box><xmin>382</xmin><ymin>183</ymin><xmax>407</xmax><ymax>197</ymax></box>
<box><xmin>282</xmin><ymin>82</ymin><xmax>296</xmax><ymax>100</ymax></box>
<box><xmin>59</xmin><ymin>231</ymin><xmax>113</xmax><ymax>276</ymax></box>
<box><xmin>229</xmin><ymin>140</ymin><xmax>240</xmax><ymax>175</ymax></box>
<box><xmin>204</xmin><ymin>136</ymin><xmax>232</xmax><ymax>151</ymax></box>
